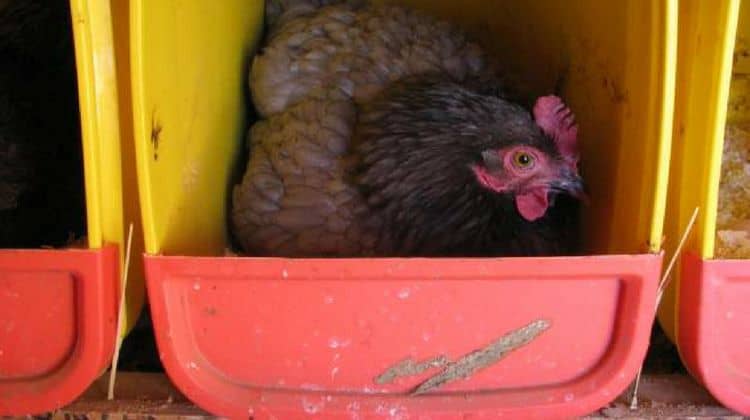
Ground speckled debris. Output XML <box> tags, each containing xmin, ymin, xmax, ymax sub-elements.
<box><xmin>374</xmin><ymin>319</ymin><xmax>551</xmax><ymax>395</ymax></box>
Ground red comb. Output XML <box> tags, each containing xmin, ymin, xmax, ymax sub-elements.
<box><xmin>533</xmin><ymin>95</ymin><xmax>579</xmax><ymax>167</ymax></box>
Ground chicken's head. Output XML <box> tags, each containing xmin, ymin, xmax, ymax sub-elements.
<box><xmin>471</xmin><ymin>95</ymin><xmax>585</xmax><ymax>222</ymax></box>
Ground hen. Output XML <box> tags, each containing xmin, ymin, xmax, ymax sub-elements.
<box><xmin>231</xmin><ymin>0</ymin><xmax>585</xmax><ymax>257</ymax></box>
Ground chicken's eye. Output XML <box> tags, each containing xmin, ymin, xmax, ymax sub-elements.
<box><xmin>513</xmin><ymin>151</ymin><xmax>535</xmax><ymax>169</ymax></box>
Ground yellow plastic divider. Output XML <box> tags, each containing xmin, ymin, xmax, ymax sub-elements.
<box><xmin>69</xmin><ymin>0</ymin><xmax>145</xmax><ymax>334</ymax></box>
<box><xmin>657</xmin><ymin>0</ymin><xmax>744</xmax><ymax>343</ymax></box>
<box><xmin>130</xmin><ymin>0</ymin><xmax>264</xmax><ymax>256</ymax></box>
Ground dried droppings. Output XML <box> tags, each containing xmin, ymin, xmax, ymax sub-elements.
<box><xmin>375</xmin><ymin>355</ymin><xmax>450</xmax><ymax>385</ymax></box>
<box><xmin>410</xmin><ymin>319</ymin><xmax>551</xmax><ymax>395</ymax></box>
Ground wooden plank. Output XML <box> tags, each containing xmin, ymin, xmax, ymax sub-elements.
<box><xmin>11</xmin><ymin>373</ymin><xmax>742</xmax><ymax>419</ymax></box>
<box><xmin>588</xmin><ymin>375</ymin><xmax>742</xmax><ymax>419</ymax></box>
<box><xmin>13</xmin><ymin>373</ymin><xmax>212</xmax><ymax>420</ymax></box>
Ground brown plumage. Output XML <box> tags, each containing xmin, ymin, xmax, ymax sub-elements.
<box><xmin>249</xmin><ymin>0</ymin><xmax>491</xmax><ymax>118</ymax></box>
<box><xmin>231</xmin><ymin>0</ymin><xmax>584</xmax><ymax>257</ymax></box>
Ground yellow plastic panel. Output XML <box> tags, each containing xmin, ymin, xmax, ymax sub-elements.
<box><xmin>657</xmin><ymin>0</ymin><xmax>742</xmax><ymax>342</ymax></box>
<box><xmin>131</xmin><ymin>0</ymin><xmax>674</xmax><ymax>256</ymax></box>
<box><xmin>130</xmin><ymin>0</ymin><xmax>264</xmax><ymax>255</ymax></box>
<box><xmin>69</xmin><ymin>0</ymin><xmax>145</xmax><ymax>333</ymax></box>
<box><xmin>391</xmin><ymin>0</ymin><xmax>676</xmax><ymax>255</ymax></box>
<box><xmin>110</xmin><ymin>0</ymin><xmax>147</xmax><ymax>333</ymax></box>
<box><xmin>70</xmin><ymin>0</ymin><xmax>121</xmax><ymax>250</ymax></box>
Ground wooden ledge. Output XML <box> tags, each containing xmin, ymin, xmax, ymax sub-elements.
<box><xmin>13</xmin><ymin>373</ymin><xmax>742</xmax><ymax>419</ymax></box>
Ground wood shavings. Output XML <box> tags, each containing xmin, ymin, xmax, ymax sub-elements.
<box><xmin>716</xmin><ymin>124</ymin><xmax>750</xmax><ymax>258</ymax></box>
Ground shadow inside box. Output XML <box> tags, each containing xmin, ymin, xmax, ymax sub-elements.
<box><xmin>117</xmin><ymin>305</ymin><xmax>163</xmax><ymax>373</ymax></box>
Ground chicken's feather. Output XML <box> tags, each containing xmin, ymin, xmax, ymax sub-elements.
<box><xmin>250</xmin><ymin>2</ymin><xmax>489</xmax><ymax>117</ymax></box>
<box><xmin>232</xmin><ymin>97</ymin><xmax>380</xmax><ymax>256</ymax></box>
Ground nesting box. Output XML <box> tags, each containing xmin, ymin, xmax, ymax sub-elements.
<box><xmin>657</xmin><ymin>0</ymin><xmax>750</xmax><ymax>414</ymax></box>
<box><xmin>130</xmin><ymin>0</ymin><xmax>675</xmax><ymax>418</ymax></box>
<box><xmin>0</xmin><ymin>0</ymin><xmax>145</xmax><ymax>415</ymax></box>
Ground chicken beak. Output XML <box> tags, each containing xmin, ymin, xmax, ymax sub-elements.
<box><xmin>552</xmin><ymin>170</ymin><xmax>588</xmax><ymax>202</ymax></box>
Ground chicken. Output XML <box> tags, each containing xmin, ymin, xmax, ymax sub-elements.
<box><xmin>230</xmin><ymin>0</ymin><xmax>585</xmax><ymax>257</ymax></box>
<box><xmin>0</xmin><ymin>0</ymin><xmax>85</xmax><ymax>249</ymax></box>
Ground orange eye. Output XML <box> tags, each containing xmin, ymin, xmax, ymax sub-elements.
<box><xmin>513</xmin><ymin>151</ymin><xmax>535</xmax><ymax>169</ymax></box>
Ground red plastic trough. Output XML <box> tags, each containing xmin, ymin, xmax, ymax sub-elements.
<box><xmin>146</xmin><ymin>253</ymin><xmax>661</xmax><ymax>419</ymax></box>
<box><xmin>0</xmin><ymin>246</ymin><xmax>118</xmax><ymax>415</ymax></box>
<box><xmin>678</xmin><ymin>252</ymin><xmax>750</xmax><ymax>415</ymax></box>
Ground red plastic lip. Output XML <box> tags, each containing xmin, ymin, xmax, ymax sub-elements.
<box><xmin>678</xmin><ymin>252</ymin><xmax>750</xmax><ymax>415</ymax></box>
<box><xmin>0</xmin><ymin>246</ymin><xmax>118</xmax><ymax>416</ymax></box>
<box><xmin>146</xmin><ymin>253</ymin><xmax>661</xmax><ymax>419</ymax></box>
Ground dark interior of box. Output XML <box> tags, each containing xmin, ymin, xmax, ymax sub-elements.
<box><xmin>0</xmin><ymin>0</ymin><xmax>86</xmax><ymax>249</ymax></box>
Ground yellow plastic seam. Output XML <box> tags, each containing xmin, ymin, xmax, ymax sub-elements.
<box><xmin>648</xmin><ymin>0</ymin><xmax>678</xmax><ymax>254</ymax></box>
<box><xmin>69</xmin><ymin>0</ymin><xmax>103</xmax><ymax>248</ymax></box>
<box><xmin>129</xmin><ymin>0</ymin><xmax>159</xmax><ymax>255</ymax></box>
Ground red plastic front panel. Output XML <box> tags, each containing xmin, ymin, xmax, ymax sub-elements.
<box><xmin>0</xmin><ymin>247</ymin><xmax>118</xmax><ymax>415</ymax></box>
<box><xmin>0</xmin><ymin>272</ymin><xmax>76</xmax><ymax>378</ymax></box>
<box><xmin>679</xmin><ymin>253</ymin><xmax>750</xmax><ymax>415</ymax></box>
<box><xmin>179</xmin><ymin>277</ymin><xmax>618</xmax><ymax>391</ymax></box>
<box><xmin>716</xmin><ymin>279</ymin><xmax>750</xmax><ymax>384</ymax></box>
<box><xmin>146</xmin><ymin>254</ymin><xmax>661</xmax><ymax>419</ymax></box>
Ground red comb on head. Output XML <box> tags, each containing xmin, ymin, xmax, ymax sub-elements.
<box><xmin>533</xmin><ymin>95</ymin><xmax>579</xmax><ymax>169</ymax></box>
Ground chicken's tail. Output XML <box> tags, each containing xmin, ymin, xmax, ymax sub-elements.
<box><xmin>265</xmin><ymin>0</ymin><xmax>365</xmax><ymax>33</ymax></box>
